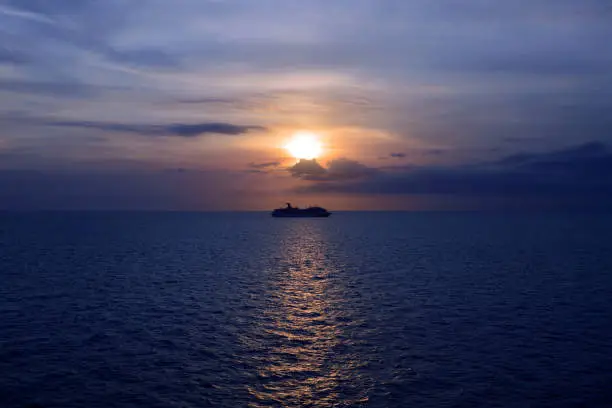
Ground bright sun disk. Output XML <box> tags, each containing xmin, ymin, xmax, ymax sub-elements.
<box><xmin>285</xmin><ymin>132</ymin><xmax>322</xmax><ymax>160</ymax></box>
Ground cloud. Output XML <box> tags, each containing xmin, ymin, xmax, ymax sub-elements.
<box><xmin>380</xmin><ymin>149</ymin><xmax>446</xmax><ymax>161</ymax></box>
<box><xmin>45</xmin><ymin>120</ymin><xmax>265</xmax><ymax>137</ymax></box>
<box><xmin>289</xmin><ymin>158</ymin><xmax>377</xmax><ymax>181</ymax></box>
<box><xmin>502</xmin><ymin>136</ymin><xmax>543</xmax><ymax>144</ymax></box>
<box><xmin>297</xmin><ymin>142</ymin><xmax>612</xmax><ymax>204</ymax></box>
<box><xmin>0</xmin><ymin>48</ymin><xmax>29</xmax><ymax>65</ymax></box>
<box><xmin>497</xmin><ymin>141</ymin><xmax>608</xmax><ymax>166</ymax></box>
<box><xmin>104</xmin><ymin>48</ymin><xmax>181</xmax><ymax>68</ymax></box>
<box><xmin>2</xmin><ymin>0</ymin><xmax>612</xmax><ymax>212</ymax></box>
<box><xmin>167</xmin><ymin>123</ymin><xmax>263</xmax><ymax>137</ymax></box>
<box><xmin>0</xmin><ymin>4</ymin><xmax>57</xmax><ymax>24</ymax></box>
<box><xmin>178</xmin><ymin>97</ymin><xmax>238</xmax><ymax>105</ymax></box>
<box><xmin>326</xmin><ymin>158</ymin><xmax>378</xmax><ymax>180</ymax></box>
<box><xmin>249</xmin><ymin>161</ymin><xmax>280</xmax><ymax>169</ymax></box>
<box><xmin>0</xmin><ymin>80</ymin><xmax>99</xmax><ymax>97</ymax></box>
<box><xmin>246</xmin><ymin>161</ymin><xmax>281</xmax><ymax>174</ymax></box>
<box><xmin>288</xmin><ymin>159</ymin><xmax>327</xmax><ymax>179</ymax></box>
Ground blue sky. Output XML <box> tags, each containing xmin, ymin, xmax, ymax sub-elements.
<box><xmin>1</xmin><ymin>0</ymin><xmax>611</xmax><ymax>209</ymax></box>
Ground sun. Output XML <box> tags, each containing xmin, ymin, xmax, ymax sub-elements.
<box><xmin>285</xmin><ymin>131</ymin><xmax>322</xmax><ymax>160</ymax></box>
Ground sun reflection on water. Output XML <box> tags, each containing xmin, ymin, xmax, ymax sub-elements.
<box><xmin>245</xmin><ymin>222</ymin><xmax>370</xmax><ymax>407</ymax></box>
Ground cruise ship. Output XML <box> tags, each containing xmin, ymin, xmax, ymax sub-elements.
<box><xmin>271</xmin><ymin>203</ymin><xmax>331</xmax><ymax>217</ymax></box>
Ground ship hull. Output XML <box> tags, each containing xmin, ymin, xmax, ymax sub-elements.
<box><xmin>271</xmin><ymin>212</ymin><xmax>331</xmax><ymax>218</ymax></box>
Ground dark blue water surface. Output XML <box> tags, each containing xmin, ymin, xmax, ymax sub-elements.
<box><xmin>1</xmin><ymin>212</ymin><xmax>611</xmax><ymax>407</ymax></box>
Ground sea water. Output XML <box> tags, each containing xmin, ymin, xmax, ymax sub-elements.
<box><xmin>1</xmin><ymin>212</ymin><xmax>611</xmax><ymax>407</ymax></box>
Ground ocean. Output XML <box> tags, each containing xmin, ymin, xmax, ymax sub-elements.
<box><xmin>1</xmin><ymin>212</ymin><xmax>611</xmax><ymax>407</ymax></box>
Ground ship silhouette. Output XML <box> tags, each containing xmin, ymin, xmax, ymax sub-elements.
<box><xmin>271</xmin><ymin>203</ymin><xmax>331</xmax><ymax>217</ymax></box>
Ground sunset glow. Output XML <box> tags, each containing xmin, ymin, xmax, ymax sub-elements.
<box><xmin>285</xmin><ymin>132</ymin><xmax>323</xmax><ymax>160</ymax></box>
<box><xmin>0</xmin><ymin>1</ymin><xmax>609</xmax><ymax>211</ymax></box>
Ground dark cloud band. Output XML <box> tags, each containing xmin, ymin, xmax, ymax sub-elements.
<box><xmin>297</xmin><ymin>142</ymin><xmax>612</xmax><ymax>203</ymax></box>
<box><xmin>45</xmin><ymin>120</ymin><xmax>265</xmax><ymax>137</ymax></box>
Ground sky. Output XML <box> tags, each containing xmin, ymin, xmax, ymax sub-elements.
<box><xmin>1</xmin><ymin>0</ymin><xmax>611</xmax><ymax>210</ymax></box>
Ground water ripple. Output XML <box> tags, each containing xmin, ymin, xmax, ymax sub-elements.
<box><xmin>1</xmin><ymin>213</ymin><xmax>612</xmax><ymax>407</ymax></box>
